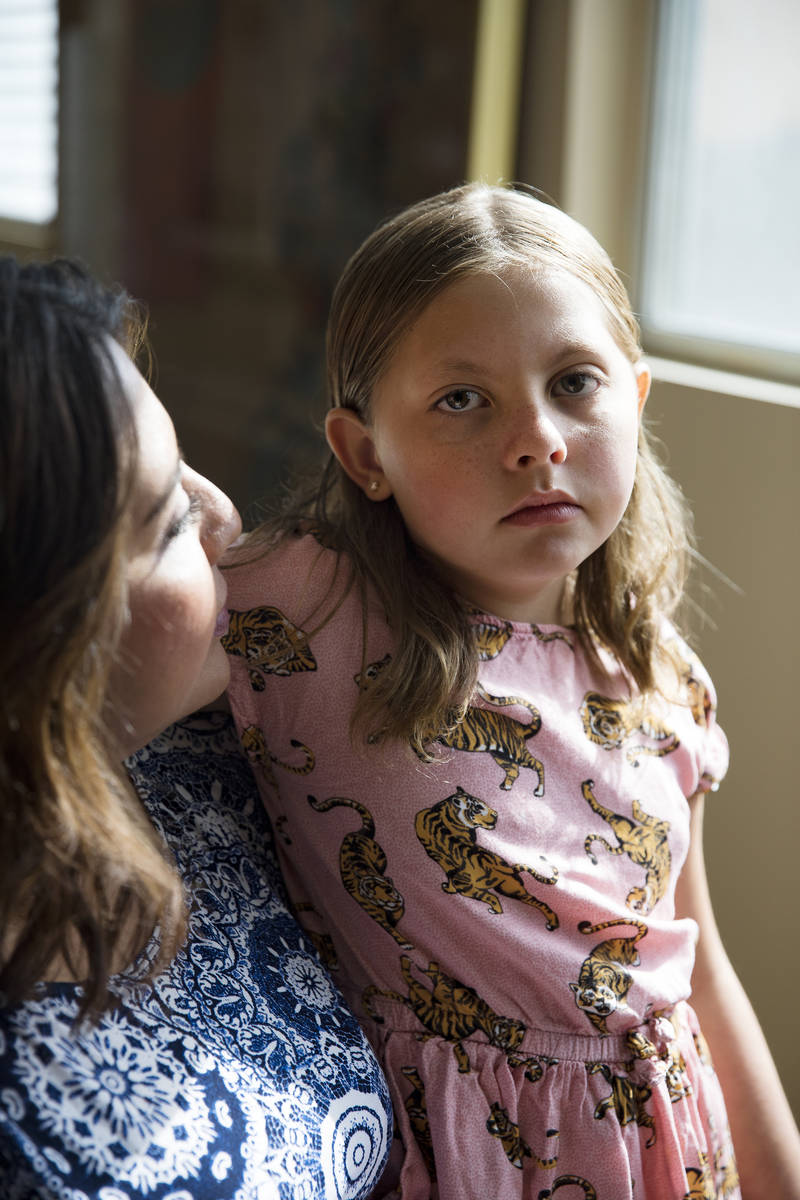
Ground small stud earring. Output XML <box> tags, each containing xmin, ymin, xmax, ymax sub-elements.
<box><xmin>369</xmin><ymin>480</ymin><xmax>380</xmax><ymax>493</ymax></box>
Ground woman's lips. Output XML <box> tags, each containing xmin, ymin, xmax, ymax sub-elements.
<box><xmin>214</xmin><ymin>606</ymin><xmax>230</xmax><ymax>638</ymax></box>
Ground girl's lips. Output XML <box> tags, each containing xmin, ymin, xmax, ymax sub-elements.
<box><xmin>501</xmin><ymin>502</ymin><xmax>581</xmax><ymax>527</ymax></box>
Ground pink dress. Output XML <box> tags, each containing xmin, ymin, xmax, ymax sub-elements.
<box><xmin>225</xmin><ymin>534</ymin><xmax>739</xmax><ymax>1200</ymax></box>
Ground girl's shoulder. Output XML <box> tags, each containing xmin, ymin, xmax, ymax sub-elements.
<box><xmin>225</xmin><ymin>529</ymin><xmax>353</xmax><ymax>620</ymax></box>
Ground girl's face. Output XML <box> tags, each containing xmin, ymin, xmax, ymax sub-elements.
<box><xmin>107</xmin><ymin>343</ymin><xmax>242</xmax><ymax>755</ymax></box>
<box><xmin>327</xmin><ymin>267</ymin><xmax>649</xmax><ymax>624</ymax></box>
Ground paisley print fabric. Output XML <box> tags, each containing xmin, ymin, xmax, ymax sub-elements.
<box><xmin>224</xmin><ymin>534</ymin><xmax>739</xmax><ymax>1200</ymax></box>
<box><xmin>0</xmin><ymin>711</ymin><xmax>391</xmax><ymax>1198</ymax></box>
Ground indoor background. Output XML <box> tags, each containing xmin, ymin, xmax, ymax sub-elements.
<box><xmin>2</xmin><ymin>0</ymin><xmax>798</xmax><ymax>1123</ymax></box>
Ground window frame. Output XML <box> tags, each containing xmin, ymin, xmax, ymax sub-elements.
<box><xmin>0</xmin><ymin>0</ymin><xmax>60</xmax><ymax>254</ymax></box>
<box><xmin>514</xmin><ymin>0</ymin><xmax>800</xmax><ymax>391</ymax></box>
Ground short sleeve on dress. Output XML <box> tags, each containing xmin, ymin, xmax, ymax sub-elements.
<box><xmin>680</xmin><ymin>643</ymin><xmax>729</xmax><ymax>795</ymax></box>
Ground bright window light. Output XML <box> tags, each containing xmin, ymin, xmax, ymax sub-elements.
<box><xmin>0</xmin><ymin>1</ymin><xmax>58</xmax><ymax>225</ymax></box>
<box><xmin>640</xmin><ymin>0</ymin><xmax>800</xmax><ymax>357</ymax></box>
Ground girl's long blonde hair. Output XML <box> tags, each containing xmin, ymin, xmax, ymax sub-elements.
<box><xmin>0</xmin><ymin>258</ymin><xmax>185</xmax><ymax>1018</ymax></box>
<box><xmin>271</xmin><ymin>183</ymin><xmax>692</xmax><ymax>753</ymax></box>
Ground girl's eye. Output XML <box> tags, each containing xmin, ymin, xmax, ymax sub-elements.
<box><xmin>162</xmin><ymin>492</ymin><xmax>202</xmax><ymax>547</ymax></box>
<box><xmin>435</xmin><ymin>389</ymin><xmax>484</xmax><ymax>412</ymax></box>
<box><xmin>553</xmin><ymin>371</ymin><xmax>601</xmax><ymax>398</ymax></box>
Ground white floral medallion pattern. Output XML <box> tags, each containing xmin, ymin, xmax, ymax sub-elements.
<box><xmin>0</xmin><ymin>713</ymin><xmax>391</xmax><ymax>1198</ymax></box>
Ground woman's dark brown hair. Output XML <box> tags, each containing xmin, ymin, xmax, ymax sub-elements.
<box><xmin>0</xmin><ymin>258</ymin><xmax>184</xmax><ymax>1018</ymax></box>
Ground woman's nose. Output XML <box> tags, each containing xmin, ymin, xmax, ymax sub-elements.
<box><xmin>504</xmin><ymin>402</ymin><xmax>567</xmax><ymax>468</ymax></box>
<box><xmin>192</xmin><ymin>470</ymin><xmax>242</xmax><ymax>563</ymax></box>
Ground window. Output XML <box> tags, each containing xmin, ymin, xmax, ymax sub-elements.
<box><xmin>515</xmin><ymin>0</ymin><xmax>800</xmax><ymax>385</ymax></box>
<box><xmin>0</xmin><ymin>0</ymin><xmax>58</xmax><ymax>238</ymax></box>
<box><xmin>639</xmin><ymin>0</ymin><xmax>800</xmax><ymax>372</ymax></box>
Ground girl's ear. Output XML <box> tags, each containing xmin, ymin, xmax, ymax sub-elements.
<box><xmin>635</xmin><ymin>361</ymin><xmax>651</xmax><ymax>417</ymax></box>
<box><xmin>325</xmin><ymin>408</ymin><xmax>392</xmax><ymax>500</ymax></box>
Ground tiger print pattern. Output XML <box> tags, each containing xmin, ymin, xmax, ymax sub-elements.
<box><xmin>354</xmin><ymin>652</ymin><xmax>392</xmax><ymax>690</ymax></box>
<box><xmin>415</xmin><ymin>785</ymin><xmax>559</xmax><ymax>928</ymax></box>
<box><xmin>682</xmin><ymin>1154</ymin><xmax>716</xmax><ymax>1200</ymax></box>
<box><xmin>222</xmin><ymin>605</ymin><xmax>316</xmax><ymax>691</ymax></box>
<box><xmin>538</xmin><ymin>1178</ymin><xmax>597</xmax><ymax>1199</ymax></box>
<box><xmin>363</xmin><ymin>955</ymin><xmax>549</xmax><ymax>1080</ymax></box>
<box><xmin>473</xmin><ymin>619</ymin><xmax>514</xmax><ymax>661</ymax></box>
<box><xmin>471</xmin><ymin>618</ymin><xmax>574</xmax><ymax>659</ymax></box>
<box><xmin>485</xmin><ymin>1104</ymin><xmax>559</xmax><ymax>1171</ymax></box>
<box><xmin>582</xmin><ymin>779</ymin><xmax>671</xmax><ymax>914</ymax></box>
<box><xmin>401</xmin><ymin>1067</ymin><xmax>436</xmax><ymax>1181</ymax></box>
<box><xmin>685</xmin><ymin>668</ymin><xmax>713</xmax><ymax>727</ymax></box>
<box><xmin>569</xmin><ymin>919</ymin><xmax>648</xmax><ymax>1035</ymax></box>
<box><xmin>530</xmin><ymin>623</ymin><xmax>574</xmax><ymax>650</ymax></box>
<box><xmin>241</xmin><ymin>724</ymin><xmax>315</xmax><ymax>782</ymax></box>
<box><xmin>224</xmin><ymin>536</ymin><xmax>736</xmax><ymax>1193</ymax></box>
<box><xmin>428</xmin><ymin>686</ymin><xmax>545</xmax><ymax>794</ymax></box>
<box><xmin>308</xmin><ymin>794</ymin><xmax>412</xmax><ymax>948</ymax></box>
<box><xmin>580</xmin><ymin>691</ymin><xmax>680</xmax><ymax>766</ymax></box>
<box><xmin>587</xmin><ymin>1061</ymin><xmax>656</xmax><ymax>1146</ymax></box>
<box><xmin>665</xmin><ymin>1050</ymin><xmax>694</xmax><ymax>1104</ymax></box>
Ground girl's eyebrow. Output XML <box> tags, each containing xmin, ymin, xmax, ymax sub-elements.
<box><xmin>143</xmin><ymin>456</ymin><xmax>183</xmax><ymax>526</ymax></box>
<box><xmin>431</xmin><ymin>340</ymin><xmax>606</xmax><ymax>379</ymax></box>
<box><xmin>427</xmin><ymin>358</ymin><xmax>487</xmax><ymax>379</ymax></box>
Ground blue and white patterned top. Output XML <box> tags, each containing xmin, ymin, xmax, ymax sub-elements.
<box><xmin>0</xmin><ymin>711</ymin><xmax>392</xmax><ymax>1199</ymax></box>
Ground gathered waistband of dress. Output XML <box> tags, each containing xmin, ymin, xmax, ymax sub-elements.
<box><xmin>368</xmin><ymin>999</ymin><xmax>695</xmax><ymax>1065</ymax></box>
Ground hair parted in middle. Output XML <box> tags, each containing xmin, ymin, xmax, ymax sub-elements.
<box><xmin>270</xmin><ymin>182</ymin><xmax>692</xmax><ymax>754</ymax></box>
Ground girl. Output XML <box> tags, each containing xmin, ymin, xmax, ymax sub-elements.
<box><xmin>0</xmin><ymin>258</ymin><xmax>391</xmax><ymax>1197</ymax></box>
<box><xmin>223</xmin><ymin>184</ymin><xmax>800</xmax><ymax>1198</ymax></box>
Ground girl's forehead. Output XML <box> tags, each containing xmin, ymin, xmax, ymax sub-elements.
<box><xmin>393</xmin><ymin>264</ymin><xmax>636</xmax><ymax>367</ymax></box>
<box><xmin>405</xmin><ymin>267</ymin><xmax>616</xmax><ymax>343</ymax></box>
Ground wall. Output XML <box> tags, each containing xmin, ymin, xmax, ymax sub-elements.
<box><xmin>60</xmin><ymin>0</ymin><xmax>478</xmax><ymax>518</ymax></box>
<box><xmin>647</xmin><ymin>374</ymin><xmax>800</xmax><ymax>1119</ymax></box>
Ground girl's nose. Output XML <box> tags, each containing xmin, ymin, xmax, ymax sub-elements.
<box><xmin>504</xmin><ymin>402</ymin><xmax>567</xmax><ymax>469</ymax></box>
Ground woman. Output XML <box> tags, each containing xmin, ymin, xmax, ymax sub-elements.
<box><xmin>0</xmin><ymin>258</ymin><xmax>392</xmax><ymax>1197</ymax></box>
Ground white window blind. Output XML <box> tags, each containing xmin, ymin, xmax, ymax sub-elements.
<box><xmin>640</xmin><ymin>0</ymin><xmax>800</xmax><ymax>359</ymax></box>
<box><xmin>0</xmin><ymin>0</ymin><xmax>58</xmax><ymax>225</ymax></box>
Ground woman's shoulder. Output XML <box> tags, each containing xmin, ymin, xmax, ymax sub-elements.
<box><xmin>0</xmin><ymin>711</ymin><xmax>392</xmax><ymax>1198</ymax></box>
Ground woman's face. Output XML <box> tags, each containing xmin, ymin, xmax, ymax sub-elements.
<box><xmin>107</xmin><ymin>343</ymin><xmax>242</xmax><ymax>755</ymax></box>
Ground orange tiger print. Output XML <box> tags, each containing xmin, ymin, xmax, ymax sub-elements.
<box><xmin>240</xmin><ymin>724</ymin><xmax>315</xmax><ymax>782</ymax></box>
<box><xmin>580</xmin><ymin>691</ymin><xmax>679</xmax><ymax>766</ymax></box>
<box><xmin>429</xmin><ymin>686</ymin><xmax>545</xmax><ymax>794</ymax></box>
<box><xmin>665</xmin><ymin>1049</ymin><xmax>693</xmax><ymax>1104</ymax></box>
<box><xmin>307</xmin><ymin>794</ymin><xmax>412</xmax><ymax>948</ymax></box>
<box><xmin>682</xmin><ymin>1153</ymin><xmax>715</xmax><ymax>1200</ymax></box>
<box><xmin>587</xmin><ymin>1061</ymin><xmax>656</xmax><ymax>1146</ymax></box>
<box><xmin>473</xmin><ymin>619</ymin><xmax>514</xmax><ymax>661</ymax></box>
<box><xmin>222</xmin><ymin>605</ymin><xmax>316</xmax><ymax>691</ymax></box>
<box><xmin>569</xmin><ymin>919</ymin><xmax>648</xmax><ymax>1035</ymax></box>
<box><xmin>485</xmin><ymin>1103</ymin><xmax>558</xmax><ymax>1171</ymax></box>
<box><xmin>364</xmin><ymin>955</ymin><xmax>550</xmax><ymax>1082</ymax></box>
<box><xmin>538</xmin><ymin>1177</ymin><xmax>596</xmax><ymax>1199</ymax></box>
<box><xmin>582</xmin><ymin>779</ymin><xmax>671</xmax><ymax>915</ymax></box>
<box><xmin>415</xmin><ymin>785</ymin><xmax>559</xmax><ymax>929</ymax></box>
<box><xmin>401</xmin><ymin>1067</ymin><xmax>436</xmax><ymax>1181</ymax></box>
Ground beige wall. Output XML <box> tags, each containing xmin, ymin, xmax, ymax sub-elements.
<box><xmin>646</xmin><ymin>376</ymin><xmax>800</xmax><ymax>1119</ymax></box>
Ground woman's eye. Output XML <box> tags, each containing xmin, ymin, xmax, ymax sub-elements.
<box><xmin>162</xmin><ymin>493</ymin><xmax>202</xmax><ymax>547</ymax></box>
<box><xmin>435</xmin><ymin>389</ymin><xmax>484</xmax><ymax>412</ymax></box>
<box><xmin>553</xmin><ymin>371</ymin><xmax>601</xmax><ymax>398</ymax></box>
